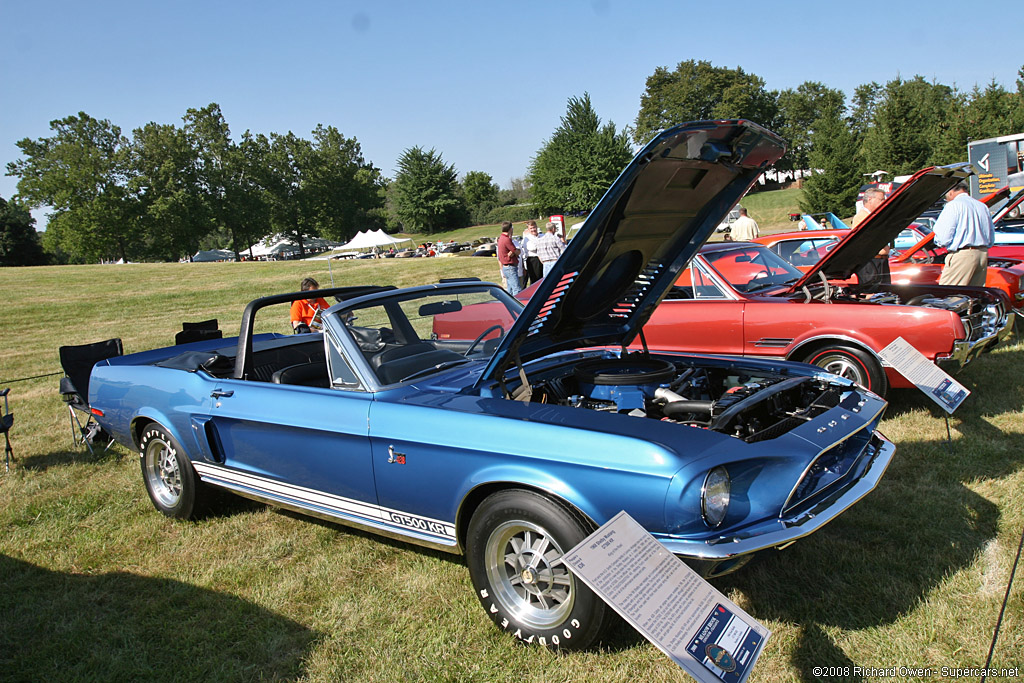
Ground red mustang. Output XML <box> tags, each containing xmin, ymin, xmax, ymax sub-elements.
<box><xmin>632</xmin><ymin>165</ymin><xmax>1016</xmax><ymax>396</ymax></box>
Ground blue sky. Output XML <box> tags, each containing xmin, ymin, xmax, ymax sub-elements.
<box><xmin>2</xmin><ymin>0</ymin><xmax>1021</xmax><ymax>226</ymax></box>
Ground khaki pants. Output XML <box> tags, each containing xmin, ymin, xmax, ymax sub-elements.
<box><xmin>939</xmin><ymin>248</ymin><xmax>988</xmax><ymax>287</ymax></box>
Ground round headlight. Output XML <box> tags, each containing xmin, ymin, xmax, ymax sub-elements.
<box><xmin>701</xmin><ymin>466</ymin><xmax>731</xmax><ymax>528</ymax></box>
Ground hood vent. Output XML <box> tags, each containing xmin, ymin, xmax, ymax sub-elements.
<box><xmin>527</xmin><ymin>271</ymin><xmax>579</xmax><ymax>337</ymax></box>
<box><xmin>611</xmin><ymin>260</ymin><xmax>664</xmax><ymax>319</ymax></box>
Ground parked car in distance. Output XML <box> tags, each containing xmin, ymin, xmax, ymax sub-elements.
<box><xmin>715</xmin><ymin>206</ymin><xmax>742</xmax><ymax>232</ymax></box>
<box><xmin>992</xmin><ymin>188</ymin><xmax>1024</xmax><ymax>245</ymax></box>
<box><xmin>87</xmin><ymin>120</ymin><xmax>898</xmax><ymax>651</ymax></box>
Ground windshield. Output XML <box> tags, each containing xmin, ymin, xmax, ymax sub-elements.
<box><xmin>336</xmin><ymin>285</ymin><xmax>521</xmax><ymax>385</ymax></box>
<box><xmin>702</xmin><ymin>245</ymin><xmax>804</xmax><ymax>292</ymax></box>
<box><xmin>768</xmin><ymin>236</ymin><xmax>839</xmax><ymax>268</ymax></box>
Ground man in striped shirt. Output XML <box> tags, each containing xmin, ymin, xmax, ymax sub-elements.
<box><xmin>537</xmin><ymin>223</ymin><xmax>566</xmax><ymax>278</ymax></box>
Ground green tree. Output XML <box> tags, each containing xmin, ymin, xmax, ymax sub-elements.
<box><xmin>1014</xmin><ymin>65</ymin><xmax>1024</xmax><ymax>130</ymax></box>
<box><xmin>183</xmin><ymin>104</ymin><xmax>265</xmax><ymax>260</ymax></box>
<box><xmin>261</xmin><ymin>131</ymin><xmax>318</xmax><ymax>255</ymax></box>
<box><xmin>529</xmin><ymin>93</ymin><xmax>633</xmax><ymax>215</ymax></box>
<box><xmin>390</xmin><ymin>147</ymin><xmax>463</xmax><ymax>234</ymax></box>
<box><xmin>633</xmin><ymin>60</ymin><xmax>778</xmax><ymax>145</ymax></box>
<box><xmin>305</xmin><ymin>124</ymin><xmax>386</xmax><ymax>242</ymax></box>
<box><xmin>849</xmin><ymin>82</ymin><xmax>881</xmax><ymax>140</ymax></box>
<box><xmin>963</xmin><ymin>79</ymin><xmax>1018</xmax><ymax>141</ymax></box>
<box><xmin>460</xmin><ymin>170</ymin><xmax>499</xmax><ymax>225</ymax></box>
<box><xmin>498</xmin><ymin>176</ymin><xmax>532</xmax><ymax>206</ymax></box>
<box><xmin>800</xmin><ymin>104</ymin><xmax>861</xmax><ymax>216</ymax></box>
<box><xmin>129</xmin><ymin>121</ymin><xmax>206</xmax><ymax>260</ymax></box>
<box><xmin>6</xmin><ymin>112</ymin><xmax>136</xmax><ymax>263</ymax></box>
<box><xmin>775</xmin><ymin>82</ymin><xmax>845</xmax><ymax>172</ymax></box>
<box><xmin>0</xmin><ymin>196</ymin><xmax>47</xmax><ymax>266</ymax></box>
<box><xmin>860</xmin><ymin>78</ymin><xmax>930</xmax><ymax>175</ymax></box>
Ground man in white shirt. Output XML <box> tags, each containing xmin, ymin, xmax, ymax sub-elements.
<box><xmin>730</xmin><ymin>208</ymin><xmax>759</xmax><ymax>241</ymax></box>
<box><xmin>933</xmin><ymin>181</ymin><xmax>995</xmax><ymax>286</ymax></box>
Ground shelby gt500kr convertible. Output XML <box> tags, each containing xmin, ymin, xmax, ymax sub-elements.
<box><xmin>88</xmin><ymin>120</ymin><xmax>895</xmax><ymax>650</ymax></box>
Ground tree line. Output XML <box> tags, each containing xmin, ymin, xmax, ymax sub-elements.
<box><xmin>4</xmin><ymin>61</ymin><xmax>1023</xmax><ymax>266</ymax></box>
<box><xmin>634</xmin><ymin>61</ymin><xmax>1024</xmax><ymax>215</ymax></box>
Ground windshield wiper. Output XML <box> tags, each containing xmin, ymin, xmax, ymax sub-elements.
<box><xmin>398</xmin><ymin>359</ymin><xmax>473</xmax><ymax>383</ymax></box>
<box><xmin>745</xmin><ymin>279</ymin><xmax>793</xmax><ymax>293</ymax></box>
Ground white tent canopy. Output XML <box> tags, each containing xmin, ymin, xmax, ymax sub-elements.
<box><xmin>191</xmin><ymin>249</ymin><xmax>235</xmax><ymax>262</ymax></box>
<box><xmin>248</xmin><ymin>234</ymin><xmax>342</xmax><ymax>257</ymax></box>
<box><xmin>337</xmin><ymin>229</ymin><xmax>412</xmax><ymax>251</ymax></box>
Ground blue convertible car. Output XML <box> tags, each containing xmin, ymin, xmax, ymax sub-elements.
<box><xmin>89</xmin><ymin>120</ymin><xmax>895</xmax><ymax>649</ymax></box>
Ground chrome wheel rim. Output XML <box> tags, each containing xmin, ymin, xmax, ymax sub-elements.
<box><xmin>484</xmin><ymin>520</ymin><xmax>574</xmax><ymax>629</ymax></box>
<box><xmin>817</xmin><ymin>355</ymin><xmax>866</xmax><ymax>384</ymax></box>
<box><xmin>144</xmin><ymin>437</ymin><xmax>182</xmax><ymax>508</ymax></box>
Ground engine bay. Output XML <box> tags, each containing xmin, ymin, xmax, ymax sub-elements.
<box><xmin>522</xmin><ymin>356</ymin><xmax>848</xmax><ymax>442</ymax></box>
<box><xmin>804</xmin><ymin>283</ymin><xmax>1004</xmax><ymax>343</ymax></box>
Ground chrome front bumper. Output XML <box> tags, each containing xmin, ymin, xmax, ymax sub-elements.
<box><xmin>937</xmin><ymin>308</ymin><xmax>1016</xmax><ymax>371</ymax></box>
<box><xmin>657</xmin><ymin>433</ymin><xmax>895</xmax><ymax>565</ymax></box>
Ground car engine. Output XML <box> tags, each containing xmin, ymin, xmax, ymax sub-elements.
<box><xmin>527</xmin><ymin>356</ymin><xmax>849</xmax><ymax>443</ymax></box>
<box><xmin>813</xmin><ymin>285</ymin><xmax>1006</xmax><ymax>344</ymax></box>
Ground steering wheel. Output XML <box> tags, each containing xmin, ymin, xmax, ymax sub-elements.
<box><xmin>465</xmin><ymin>324</ymin><xmax>505</xmax><ymax>356</ymax></box>
<box><xmin>910</xmin><ymin>251</ymin><xmax>935</xmax><ymax>264</ymax></box>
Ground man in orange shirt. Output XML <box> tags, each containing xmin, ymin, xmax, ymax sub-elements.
<box><xmin>290</xmin><ymin>277</ymin><xmax>330</xmax><ymax>333</ymax></box>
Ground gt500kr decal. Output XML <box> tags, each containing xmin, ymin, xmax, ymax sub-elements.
<box><xmin>191</xmin><ymin>461</ymin><xmax>456</xmax><ymax>540</ymax></box>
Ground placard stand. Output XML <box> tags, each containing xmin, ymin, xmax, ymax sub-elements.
<box><xmin>944</xmin><ymin>414</ymin><xmax>954</xmax><ymax>454</ymax></box>
<box><xmin>564</xmin><ymin>512</ymin><xmax>770</xmax><ymax>683</ymax></box>
<box><xmin>877</xmin><ymin>337</ymin><xmax>968</xmax><ymax>456</ymax></box>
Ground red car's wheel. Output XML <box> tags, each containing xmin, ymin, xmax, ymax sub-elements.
<box><xmin>804</xmin><ymin>345</ymin><xmax>888</xmax><ymax>397</ymax></box>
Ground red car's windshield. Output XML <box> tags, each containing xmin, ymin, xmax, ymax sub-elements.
<box><xmin>703</xmin><ymin>245</ymin><xmax>804</xmax><ymax>293</ymax></box>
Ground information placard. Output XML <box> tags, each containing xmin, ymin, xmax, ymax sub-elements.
<box><xmin>877</xmin><ymin>336</ymin><xmax>969</xmax><ymax>413</ymax></box>
<box><xmin>563</xmin><ymin>512</ymin><xmax>770</xmax><ymax>683</ymax></box>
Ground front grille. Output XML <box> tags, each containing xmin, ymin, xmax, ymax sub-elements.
<box><xmin>782</xmin><ymin>429</ymin><xmax>873</xmax><ymax>516</ymax></box>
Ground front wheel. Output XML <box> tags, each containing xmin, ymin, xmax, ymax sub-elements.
<box><xmin>466</xmin><ymin>490</ymin><xmax>611</xmax><ymax>650</ymax></box>
<box><xmin>803</xmin><ymin>344</ymin><xmax>888</xmax><ymax>397</ymax></box>
<box><xmin>139</xmin><ymin>423</ymin><xmax>205</xmax><ymax>519</ymax></box>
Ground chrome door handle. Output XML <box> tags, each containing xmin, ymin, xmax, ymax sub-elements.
<box><xmin>210</xmin><ymin>390</ymin><xmax>234</xmax><ymax>399</ymax></box>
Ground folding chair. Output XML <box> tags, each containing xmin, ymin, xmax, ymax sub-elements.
<box><xmin>58</xmin><ymin>338</ymin><xmax>123</xmax><ymax>454</ymax></box>
<box><xmin>175</xmin><ymin>318</ymin><xmax>222</xmax><ymax>345</ymax></box>
<box><xmin>1</xmin><ymin>388</ymin><xmax>13</xmax><ymax>472</ymax></box>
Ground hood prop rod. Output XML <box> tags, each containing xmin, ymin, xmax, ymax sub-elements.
<box><xmin>506</xmin><ymin>352</ymin><xmax>533</xmax><ymax>403</ymax></box>
<box><xmin>633</xmin><ymin>328</ymin><xmax>650</xmax><ymax>357</ymax></box>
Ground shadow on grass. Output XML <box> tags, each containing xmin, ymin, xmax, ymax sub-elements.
<box><xmin>0</xmin><ymin>555</ymin><xmax>317</xmax><ymax>682</ymax></box>
<box><xmin>14</xmin><ymin>446</ymin><xmax>125</xmax><ymax>472</ymax></box>
<box><xmin>709</xmin><ymin>427</ymin><xmax>1016</xmax><ymax>682</ymax></box>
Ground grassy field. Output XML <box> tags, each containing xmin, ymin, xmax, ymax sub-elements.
<box><xmin>1</xmin><ymin>257</ymin><xmax>1022</xmax><ymax>682</ymax></box>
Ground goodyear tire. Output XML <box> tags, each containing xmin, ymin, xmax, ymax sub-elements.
<box><xmin>466</xmin><ymin>489</ymin><xmax>611</xmax><ymax>650</ymax></box>
<box><xmin>139</xmin><ymin>423</ymin><xmax>204</xmax><ymax>520</ymax></box>
<box><xmin>804</xmin><ymin>344</ymin><xmax>888</xmax><ymax>397</ymax></box>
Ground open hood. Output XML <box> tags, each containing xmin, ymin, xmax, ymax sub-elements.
<box><xmin>790</xmin><ymin>163</ymin><xmax>973</xmax><ymax>289</ymax></box>
<box><xmin>476</xmin><ymin>120</ymin><xmax>785</xmax><ymax>387</ymax></box>
<box><xmin>993</xmin><ymin>187</ymin><xmax>1024</xmax><ymax>224</ymax></box>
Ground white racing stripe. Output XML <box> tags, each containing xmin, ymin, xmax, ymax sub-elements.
<box><xmin>191</xmin><ymin>461</ymin><xmax>457</xmax><ymax>539</ymax></box>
